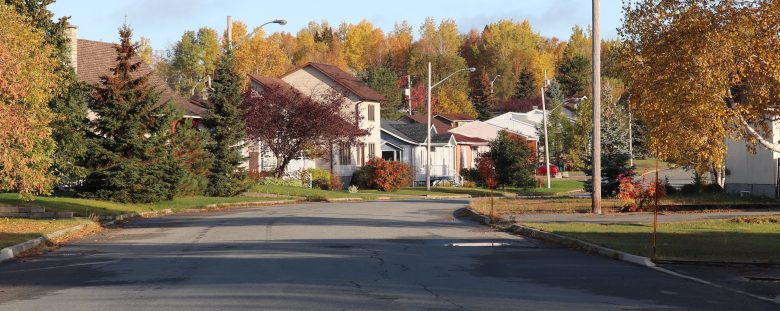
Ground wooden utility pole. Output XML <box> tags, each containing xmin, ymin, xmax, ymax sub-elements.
<box><xmin>591</xmin><ymin>0</ymin><xmax>602</xmax><ymax>214</ymax></box>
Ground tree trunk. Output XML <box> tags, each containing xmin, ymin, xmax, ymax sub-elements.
<box><xmin>710</xmin><ymin>164</ymin><xmax>725</xmax><ymax>188</ymax></box>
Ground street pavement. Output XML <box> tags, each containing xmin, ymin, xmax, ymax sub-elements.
<box><xmin>0</xmin><ymin>200</ymin><xmax>776</xmax><ymax>310</ymax></box>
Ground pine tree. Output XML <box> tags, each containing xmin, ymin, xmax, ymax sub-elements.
<box><xmin>81</xmin><ymin>25</ymin><xmax>183</xmax><ymax>203</ymax></box>
<box><xmin>172</xmin><ymin>119</ymin><xmax>214</xmax><ymax>196</ymax></box>
<box><xmin>557</xmin><ymin>54</ymin><xmax>591</xmax><ymax>97</ymax></box>
<box><xmin>544</xmin><ymin>79</ymin><xmax>564</xmax><ymax>106</ymax></box>
<box><xmin>204</xmin><ymin>47</ymin><xmax>246</xmax><ymax>196</ymax></box>
<box><xmin>470</xmin><ymin>72</ymin><xmax>494</xmax><ymax>121</ymax></box>
<box><xmin>5</xmin><ymin>0</ymin><xmax>91</xmax><ymax>186</ymax></box>
<box><xmin>515</xmin><ymin>67</ymin><xmax>537</xmax><ymax>99</ymax></box>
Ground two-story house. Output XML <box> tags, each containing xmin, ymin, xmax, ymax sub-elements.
<box><xmin>247</xmin><ymin>62</ymin><xmax>384</xmax><ymax>185</ymax></box>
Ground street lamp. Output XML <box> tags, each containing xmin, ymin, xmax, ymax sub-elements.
<box><xmin>426</xmin><ymin>62</ymin><xmax>476</xmax><ymax>190</ymax></box>
<box><xmin>227</xmin><ymin>16</ymin><xmax>286</xmax><ymax>48</ymax></box>
<box><xmin>541</xmin><ymin>71</ymin><xmax>552</xmax><ymax>189</ymax></box>
<box><xmin>490</xmin><ymin>75</ymin><xmax>501</xmax><ymax>93</ymax></box>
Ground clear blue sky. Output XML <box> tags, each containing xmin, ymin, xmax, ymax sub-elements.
<box><xmin>50</xmin><ymin>0</ymin><xmax>623</xmax><ymax>51</ymax></box>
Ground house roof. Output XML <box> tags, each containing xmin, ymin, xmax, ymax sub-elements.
<box><xmin>281</xmin><ymin>62</ymin><xmax>385</xmax><ymax>102</ymax></box>
<box><xmin>436</xmin><ymin>113</ymin><xmax>476</xmax><ymax>122</ymax></box>
<box><xmin>452</xmin><ymin>133</ymin><xmax>489</xmax><ymax>145</ymax></box>
<box><xmin>381</xmin><ymin>120</ymin><xmax>452</xmax><ymax>145</ymax></box>
<box><xmin>248</xmin><ymin>74</ymin><xmax>296</xmax><ymax>91</ymax></box>
<box><xmin>76</xmin><ymin>39</ymin><xmax>205</xmax><ymax>118</ymax></box>
<box><xmin>399</xmin><ymin>114</ymin><xmax>452</xmax><ymax>133</ymax></box>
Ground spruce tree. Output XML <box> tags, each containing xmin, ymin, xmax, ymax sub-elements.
<box><xmin>81</xmin><ymin>25</ymin><xmax>183</xmax><ymax>203</ymax></box>
<box><xmin>515</xmin><ymin>67</ymin><xmax>537</xmax><ymax>99</ymax></box>
<box><xmin>470</xmin><ymin>72</ymin><xmax>494</xmax><ymax>121</ymax></box>
<box><xmin>204</xmin><ymin>47</ymin><xmax>246</xmax><ymax>196</ymax></box>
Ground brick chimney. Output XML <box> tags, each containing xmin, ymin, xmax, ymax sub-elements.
<box><xmin>65</xmin><ymin>23</ymin><xmax>78</xmax><ymax>73</ymax></box>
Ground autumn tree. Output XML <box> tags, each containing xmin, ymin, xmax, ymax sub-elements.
<box><xmin>163</xmin><ymin>27</ymin><xmax>221</xmax><ymax>96</ymax></box>
<box><xmin>230</xmin><ymin>20</ymin><xmax>291</xmax><ymax>84</ymax></box>
<box><xmin>344</xmin><ymin>20</ymin><xmax>387</xmax><ymax>71</ymax></box>
<box><xmin>204</xmin><ymin>46</ymin><xmax>246</xmax><ymax>196</ymax></box>
<box><xmin>0</xmin><ymin>4</ymin><xmax>58</xmax><ymax>199</ymax></box>
<box><xmin>386</xmin><ymin>21</ymin><xmax>413</xmax><ymax>73</ymax></box>
<box><xmin>243</xmin><ymin>84</ymin><xmax>368</xmax><ymax>177</ymax></box>
<box><xmin>6</xmin><ymin>0</ymin><xmax>92</xmax><ymax>186</ymax></box>
<box><xmin>621</xmin><ymin>0</ymin><xmax>780</xmax><ymax>180</ymax></box>
<box><xmin>81</xmin><ymin>25</ymin><xmax>182</xmax><ymax>203</ymax></box>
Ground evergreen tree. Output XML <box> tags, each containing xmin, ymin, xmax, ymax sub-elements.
<box><xmin>544</xmin><ymin>79</ymin><xmax>564</xmax><ymax>105</ymax></box>
<box><xmin>172</xmin><ymin>119</ymin><xmax>214</xmax><ymax>196</ymax></box>
<box><xmin>5</xmin><ymin>0</ymin><xmax>91</xmax><ymax>186</ymax></box>
<box><xmin>205</xmin><ymin>46</ymin><xmax>246</xmax><ymax>196</ymax></box>
<box><xmin>469</xmin><ymin>72</ymin><xmax>494</xmax><ymax>121</ymax></box>
<box><xmin>515</xmin><ymin>67</ymin><xmax>537</xmax><ymax>99</ymax></box>
<box><xmin>81</xmin><ymin>25</ymin><xmax>183</xmax><ymax>203</ymax></box>
<box><xmin>485</xmin><ymin>130</ymin><xmax>536</xmax><ymax>189</ymax></box>
<box><xmin>583</xmin><ymin>81</ymin><xmax>634</xmax><ymax>196</ymax></box>
<box><xmin>557</xmin><ymin>54</ymin><xmax>591</xmax><ymax>97</ymax></box>
<box><xmin>358</xmin><ymin>67</ymin><xmax>401</xmax><ymax>120</ymax></box>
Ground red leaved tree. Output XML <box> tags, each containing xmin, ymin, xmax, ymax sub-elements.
<box><xmin>243</xmin><ymin>83</ymin><xmax>368</xmax><ymax>177</ymax></box>
<box><xmin>478</xmin><ymin>155</ymin><xmax>498</xmax><ymax>221</ymax></box>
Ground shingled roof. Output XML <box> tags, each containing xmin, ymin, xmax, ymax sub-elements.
<box><xmin>281</xmin><ymin>62</ymin><xmax>385</xmax><ymax>102</ymax></box>
<box><xmin>381</xmin><ymin>121</ymin><xmax>453</xmax><ymax>145</ymax></box>
<box><xmin>76</xmin><ymin>39</ymin><xmax>205</xmax><ymax>118</ymax></box>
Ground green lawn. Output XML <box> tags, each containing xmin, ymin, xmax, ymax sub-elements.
<box><xmin>471</xmin><ymin>197</ymin><xmax>624</xmax><ymax>215</ymax></box>
<box><xmin>0</xmin><ymin>193</ymin><xmax>287</xmax><ymax>217</ymax></box>
<box><xmin>523</xmin><ymin>217</ymin><xmax>780</xmax><ymax>263</ymax></box>
<box><xmin>520</xmin><ymin>179</ymin><xmax>585</xmax><ymax>195</ymax></box>
<box><xmin>634</xmin><ymin>159</ymin><xmax>672</xmax><ymax>175</ymax></box>
<box><xmin>0</xmin><ymin>218</ymin><xmax>97</xmax><ymax>248</ymax></box>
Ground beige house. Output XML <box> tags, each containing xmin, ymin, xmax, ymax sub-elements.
<box><xmin>247</xmin><ymin>62</ymin><xmax>384</xmax><ymax>184</ymax></box>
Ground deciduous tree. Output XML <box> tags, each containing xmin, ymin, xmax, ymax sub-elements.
<box><xmin>243</xmin><ymin>84</ymin><xmax>368</xmax><ymax>177</ymax></box>
<box><xmin>0</xmin><ymin>4</ymin><xmax>58</xmax><ymax>199</ymax></box>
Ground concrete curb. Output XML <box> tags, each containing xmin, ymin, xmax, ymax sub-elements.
<box><xmin>0</xmin><ymin>224</ymin><xmax>87</xmax><ymax>264</ymax></box>
<box><xmin>459</xmin><ymin>207</ymin><xmax>780</xmax><ymax>306</ymax></box>
<box><xmin>325</xmin><ymin>197</ymin><xmax>363</xmax><ymax>202</ymax></box>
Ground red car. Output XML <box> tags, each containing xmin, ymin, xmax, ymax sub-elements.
<box><xmin>536</xmin><ymin>164</ymin><xmax>559</xmax><ymax>175</ymax></box>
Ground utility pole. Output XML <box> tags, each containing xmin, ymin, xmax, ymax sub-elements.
<box><xmin>426</xmin><ymin>62</ymin><xmax>432</xmax><ymax>191</ymax></box>
<box><xmin>407</xmin><ymin>75</ymin><xmax>413</xmax><ymax>115</ymax></box>
<box><xmin>628</xmin><ymin>108</ymin><xmax>634</xmax><ymax>167</ymax></box>
<box><xmin>591</xmin><ymin>0</ymin><xmax>602</xmax><ymax>214</ymax></box>
<box><xmin>541</xmin><ymin>70</ymin><xmax>552</xmax><ymax>189</ymax></box>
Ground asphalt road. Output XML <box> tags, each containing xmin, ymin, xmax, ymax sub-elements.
<box><xmin>0</xmin><ymin>200</ymin><xmax>775</xmax><ymax>310</ymax></box>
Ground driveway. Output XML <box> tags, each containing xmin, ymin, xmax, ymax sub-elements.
<box><xmin>0</xmin><ymin>200</ymin><xmax>775</xmax><ymax>310</ymax></box>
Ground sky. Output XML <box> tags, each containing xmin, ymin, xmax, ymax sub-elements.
<box><xmin>50</xmin><ymin>0</ymin><xmax>624</xmax><ymax>51</ymax></box>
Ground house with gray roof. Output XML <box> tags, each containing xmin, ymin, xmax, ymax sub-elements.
<box><xmin>381</xmin><ymin>120</ymin><xmax>458</xmax><ymax>186</ymax></box>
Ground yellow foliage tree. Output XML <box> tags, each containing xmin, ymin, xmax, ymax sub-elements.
<box><xmin>0</xmin><ymin>4</ymin><xmax>58</xmax><ymax>199</ymax></box>
<box><xmin>621</xmin><ymin>0</ymin><xmax>780</xmax><ymax>179</ymax></box>
<box><xmin>344</xmin><ymin>20</ymin><xmax>387</xmax><ymax>71</ymax></box>
<box><xmin>230</xmin><ymin>20</ymin><xmax>291</xmax><ymax>84</ymax></box>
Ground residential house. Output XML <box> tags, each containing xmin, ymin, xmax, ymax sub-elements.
<box><xmin>399</xmin><ymin>114</ymin><xmax>452</xmax><ymax>133</ymax></box>
<box><xmin>247</xmin><ymin>62</ymin><xmax>384</xmax><ymax>184</ymax></box>
<box><xmin>434</xmin><ymin>113</ymin><xmax>477</xmax><ymax>128</ymax></box>
<box><xmin>380</xmin><ymin>120</ymin><xmax>458</xmax><ymax>185</ymax></box>
<box><xmin>725</xmin><ymin>135</ymin><xmax>780</xmax><ymax>198</ymax></box>
<box><xmin>66</xmin><ymin>25</ymin><xmax>206</xmax><ymax>122</ymax></box>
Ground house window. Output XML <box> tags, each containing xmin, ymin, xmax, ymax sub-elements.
<box><xmin>339</xmin><ymin>142</ymin><xmax>351</xmax><ymax>165</ymax></box>
<box><xmin>368</xmin><ymin>104</ymin><xmax>375</xmax><ymax>121</ymax></box>
<box><xmin>368</xmin><ymin>143</ymin><xmax>376</xmax><ymax>159</ymax></box>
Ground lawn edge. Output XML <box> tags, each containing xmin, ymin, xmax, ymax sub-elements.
<box><xmin>0</xmin><ymin>223</ymin><xmax>89</xmax><ymax>264</ymax></box>
<box><xmin>458</xmin><ymin>207</ymin><xmax>780</xmax><ymax>306</ymax></box>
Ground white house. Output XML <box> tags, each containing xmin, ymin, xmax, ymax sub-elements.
<box><xmin>246</xmin><ymin>62</ymin><xmax>384</xmax><ymax>184</ymax></box>
<box><xmin>725</xmin><ymin>134</ymin><xmax>780</xmax><ymax>199</ymax></box>
<box><xmin>380</xmin><ymin>121</ymin><xmax>458</xmax><ymax>185</ymax></box>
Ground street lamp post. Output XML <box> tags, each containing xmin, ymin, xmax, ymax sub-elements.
<box><xmin>426</xmin><ymin>62</ymin><xmax>476</xmax><ymax>190</ymax></box>
<box><xmin>227</xmin><ymin>16</ymin><xmax>287</xmax><ymax>48</ymax></box>
<box><xmin>592</xmin><ymin>0</ymin><xmax>602</xmax><ymax>214</ymax></box>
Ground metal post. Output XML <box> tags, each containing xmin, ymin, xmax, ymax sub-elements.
<box><xmin>653</xmin><ymin>152</ymin><xmax>659</xmax><ymax>260</ymax></box>
<box><xmin>541</xmin><ymin>87</ymin><xmax>551</xmax><ymax>189</ymax></box>
<box><xmin>426</xmin><ymin>62</ymin><xmax>432</xmax><ymax>191</ymax></box>
<box><xmin>591</xmin><ymin>0</ymin><xmax>602</xmax><ymax>214</ymax></box>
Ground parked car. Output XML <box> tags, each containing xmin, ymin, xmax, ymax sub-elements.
<box><xmin>536</xmin><ymin>164</ymin><xmax>559</xmax><ymax>176</ymax></box>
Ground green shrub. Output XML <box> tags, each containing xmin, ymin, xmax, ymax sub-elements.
<box><xmin>256</xmin><ymin>178</ymin><xmax>305</xmax><ymax>188</ymax></box>
<box><xmin>459</xmin><ymin>168</ymin><xmax>482</xmax><ymax>184</ymax></box>
<box><xmin>307</xmin><ymin>168</ymin><xmax>331</xmax><ymax>189</ymax></box>
<box><xmin>350</xmin><ymin>165</ymin><xmax>373</xmax><ymax>189</ymax></box>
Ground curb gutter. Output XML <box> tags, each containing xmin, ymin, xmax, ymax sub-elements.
<box><xmin>459</xmin><ymin>207</ymin><xmax>780</xmax><ymax>306</ymax></box>
<box><xmin>0</xmin><ymin>224</ymin><xmax>87</xmax><ymax>264</ymax></box>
